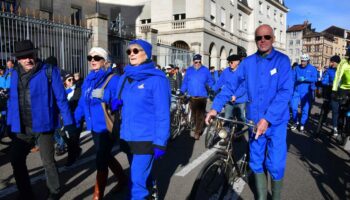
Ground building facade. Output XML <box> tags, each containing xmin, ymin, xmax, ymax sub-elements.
<box><xmin>286</xmin><ymin>21</ymin><xmax>312</xmax><ymax>64</ymax></box>
<box><xmin>303</xmin><ymin>32</ymin><xmax>334</xmax><ymax>67</ymax></box>
<box><xmin>322</xmin><ymin>26</ymin><xmax>350</xmax><ymax>58</ymax></box>
<box><xmin>135</xmin><ymin>0</ymin><xmax>288</xmax><ymax>69</ymax></box>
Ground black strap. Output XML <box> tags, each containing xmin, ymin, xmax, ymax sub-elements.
<box><xmin>117</xmin><ymin>77</ymin><xmax>128</xmax><ymax>100</ymax></box>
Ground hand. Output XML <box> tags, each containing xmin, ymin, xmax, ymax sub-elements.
<box><xmin>254</xmin><ymin>118</ymin><xmax>269</xmax><ymax>140</ymax></box>
<box><xmin>111</xmin><ymin>99</ymin><xmax>123</xmax><ymax>112</ymax></box>
<box><xmin>231</xmin><ymin>96</ymin><xmax>236</xmax><ymax>102</ymax></box>
<box><xmin>205</xmin><ymin>109</ymin><xmax>217</xmax><ymax>125</ymax></box>
<box><xmin>298</xmin><ymin>76</ymin><xmax>305</xmax><ymax>82</ymax></box>
<box><xmin>154</xmin><ymin>147</ymin><xmax>166</xmax><ymax>160</ymax></box>
<box><xmin>92</xmin><ymin>88</ymin><xmax>104</xmax><ymax>99</ymax></box>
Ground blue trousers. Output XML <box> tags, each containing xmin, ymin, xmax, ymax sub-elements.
<box><xmin>249</xmin><ymin>122</ymin><xmax>287</xmax><ymax>180</ymax></box>
<box><xmin>291</xmin><ymin>92</ymin><xmax>313</xmax><ymax>125</ymax></box>
<box><xmin>126</xmin><ymin>153</ymin><xmax>154</xmax><ymax>200</ymax></box>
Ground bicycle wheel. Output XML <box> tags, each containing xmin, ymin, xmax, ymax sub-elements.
<box><xmin>315</xmin><ymin>108</ymin><xmax>325</xmax><ymax>136</ymax></box>
<box><xmin>170</xmin><ymin>111</ymin><xmax>182</xmax><ymax>140</ymax></box>
<box><xmin>204</xmin><ymin>119</ymin><xmax>219</xmax><ymax>149</ymax></box>
<box><xmin>189</xmin><ymin>153</ymin><xmax>231</xmax><ymax>200</ymax></box>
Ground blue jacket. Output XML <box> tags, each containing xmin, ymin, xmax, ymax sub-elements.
<box><xmin>321</xmin><ymin>67</ymin><xmax>336</xmax><ymax>86</ymax></box>
<box><xmin>0</xmin><ymin>75</ymin><xmax>10</xmax><ymax>89</ymax></box>
<box><xmin>74</xmin><ymin>67</ymin><xmax>119</xmax><ymax>133</ymax></box>
<box><xmin>212</xmin><ymin>66</ymin><xmax>247</xmax><ymax>104</ymax></box>
<box><xmin>7</xmin><ymin>63</ymin><xmax>73</xmax><ymax>133</ymax></box>
<box><xmin>181</xmin><ymin>65</ymin><xmax>214</xmax><ymax>97</ymax></box>
<box><xmin>213</xmin><ymin>48</ymin><xmax>293</xmax><ymax>125</ymax></box>
<box><xmin>293</xmin><ymin>63</ymin><xmax>317</xmax><ymax>95</ymax></box>
<box><xmin>117</xmin><ymin>61</ymin><xmax>170</xmax><ymax>149</ymax></box>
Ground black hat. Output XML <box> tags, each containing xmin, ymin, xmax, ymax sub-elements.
<box><xmin>193</xmin><ymin>54</ymin><xmax>202</xmax><ymax>61</ymax></box>
<box><xmin>227</xmin><ymin>54</ymin><xmax>241</xmax><ymax>62</ymax></box>
<box><xmin>12</xmin><ymin>40</ymin><xmax>38</xmax><ymax>57</ymax></box>
<box><xmin>63</xmin><ymin>73</ymin><xmax>74</xmax><ymax>82</ymax></box>
<box><xmin>330</xmin><ymin>55</ymin><xmax>341</xmax><ymax>63</ymax></box>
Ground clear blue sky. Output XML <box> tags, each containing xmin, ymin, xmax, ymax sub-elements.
<box><xmin>285</xmin><ymin>0</ymin><xmax>350</xmax><ymax>31</ymax></box>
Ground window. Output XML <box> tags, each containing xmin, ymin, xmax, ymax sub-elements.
<box><xmin>306</xmin><ymin>46</ymin><xmax>311</xmax><ymax>52</ymax></box>
<box><xmin>274</xmin><ymin>10</ymin><xmax>277</xmax><ymax>21</ymax></box>
<box><xmin>296</xmin><ymin>39</ymin><xmax>300</xmax><ymax>45</ymax></box>
<box><xmin>289</xmin><ymin>40</ymin><xmax>293</xmax><ymax>45</ymax></box>
<box><xmin>315</xmin><ymin>45</ymin><xmax>319</xmax><ymax>52</ymax></box>
<box><xmin>174</xmin><ymin>13</ymin><xmax>186</xmax><ymax>21</ymax></box>
<box><xmin>210</xmin><ymin>0</ymin><xmax>216</xmax><ymax>22</ymax></box>
<box><xmin>280</xmin><ymin>31</ymin><xmax>283</xmax><ymax>42</ymax></box>
<box><xmin>280</xmin><ymin>13</ymin><xmax>283</xmax><ymax>24</ymax></box>
<box><xmin>141</xmin><ymin>19</ymin><xmax>151</xmax><ymax>24</ymax></box>
<box><xmin>292</xmin><ymin>32</ymin><xmax>297</xmax><ymax>38</ymax></box>
<box><xmin>230</xmin><ymin>14</ymin><xmax>234</xmax><ymax>33</ymax></box>
<box><xmin>259</xmin><ymin>2</ymin><xmax>263</xmax><ymax>14</ymax></box>
<box><xmin>296</xmin><ymin>48</ymin><xmax>300</xmax><ymax>56</ymax></box>
<box><xmin>221</xmin><ymin>8</ymin><xmax>226</xmax><ymax>27</ymax></box>
<box><xmin>238</xmin><ymin>13</ymin><xmax>242</xmax><ymax>30</ymax></box>
<box><xmin>40</xmin><ymin>0</ymin><xmax>53</xmax><ymax>12</ymax></box>
<box><xmin>316</xmin><ymin>36</ymin><xmax>320</xmax><ymax>41</ymax></box>
<box><xmin>267</xmin><ymin>6</ymin><xmax>270</xmax><ymax>18</ymax></box>
<box><xmin>71</xmin><ymin>6</ymin><xmax>81</xmax><ymax>26</ymax></box>
<box><xmin>306</xmin><ymin>38</ymin><xmax>311</xmax><ymax>42</ymax></box>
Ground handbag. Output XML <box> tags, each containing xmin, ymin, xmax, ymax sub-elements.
<box><xmin>101</xmin><ymin>75</ymin><xmax>127</xmax><ymax>141</ymax></box>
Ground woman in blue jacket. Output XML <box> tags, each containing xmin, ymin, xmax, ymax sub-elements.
<box><xmin>74</xmin><ymin>47</ymin><xmax>126</xmax><ymax>200</ymax></box>
<box><xmin>113</xmin><ymin>39</ymin><xmax>170</xmax><ymax>199</ymax></box>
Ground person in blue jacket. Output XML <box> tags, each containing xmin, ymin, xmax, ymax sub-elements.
<box><xmin>206</xmin><ymin>24</ymin><xmax>293</xmax><ymax>200</ymax></box>
<box><xmin>111</xmin><ymin>39</ymin><xmax>170</xmax><ymax>199</ymax></box>
<box><xmin>74</xmin><ymin>47</ymin><xmax>127</xmax><ymax>200</ymax></box>
<box><xmin>320</xmin><ymin>55</ymin><xmax>341</xmax><ymax>135</ymax></box>
<box><xmin>212</xmin><ymin>54</ymin><xmax>247</xmax><ymax>134</ymax></box>
<box><xmin>180</xmin><ymin>54</ymin><xmax>214</xmax><ymax>140</ymax></box>
<box><xmin>290</xmin><ymin>54</ymin><xmax>318</xmax><ymax>132</ymax></box>
<box><xmin>7</xmin><ymin>40</ymin><xmax>76</xmax><ymax>200</ymax></box>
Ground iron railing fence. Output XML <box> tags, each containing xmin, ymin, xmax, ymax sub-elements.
<box><xmin>0</xmin><ymin>7</ymin><xmax>92</xmax><ymax>76</ymax></box>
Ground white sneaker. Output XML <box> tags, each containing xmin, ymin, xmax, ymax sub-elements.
<box><xmin>290</xmin><ymin>123</ymin><xmax>298</xmax><ymax>131</ymax></box>
<box><xmin>333</xmin><ymin>128</ymin><xmax>338</xmax><ymax>137</ymax></box>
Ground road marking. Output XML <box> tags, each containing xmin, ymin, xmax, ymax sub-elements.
<box><xmin>0</xmin><ymin>134</ymin><xmax>119</xmax><ymax>198</ymax></box>
<box><xmin>175</xmin><ymin>147</ymin><xmax>217</xmax><ymax>177</ymax></box>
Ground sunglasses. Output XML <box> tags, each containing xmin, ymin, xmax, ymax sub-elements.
<box><xmin>126</xmin><ymin>48</ymin><xmax>144</xmax><ymax>55</ymax></box>
<box><xmin>87</xmin><ymin>55</ymin><xmax>104</xmax><ymax>61</ymax></box>
<box><xmin>194</xmin><ymin>61</ymin><xmax>201</xmax><ymax>64</ymax></box>
<box><xmin>255</xmin><ymin>35</ymin><xmax>272</xmax><ymax>41</ymax></box>
<box><xmin>67</xmin><ymin>78</ymin><xmax>73</xmax><ymax>82</ymax></box>
<box><xmin>17</xmin><ymin>54</ymin><xmax>35</xmax><ymax>60</ymax></box>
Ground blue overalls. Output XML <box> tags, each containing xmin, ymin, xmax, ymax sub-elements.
<box><xmin>212</xmin><ymin>48</ymin><xmax>293</xmax><ymax>180</ymax></box>
<box><xmin>291</xmin><ymin>63</ymin><xmax>317</xmax><ymax>126</ymax></box>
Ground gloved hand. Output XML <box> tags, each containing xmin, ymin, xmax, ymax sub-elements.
<box><xmin>92</xmin><ymin>88</ymin><xmax>104</xmax><ymax>99</ymax></box>
<box><xmin>298</xmin><ymin>76</ymin><xmax>305</xmax><ymax>82</ymax></box>
<box><xmin>111</xmin><ymin>99</ymin><xmax>123</xmax><ymax>112</ymax></box>
<box><xmin>153</xmin><ymin>147</ymin><xmax>165</xmax><ymax>160</ymax></box>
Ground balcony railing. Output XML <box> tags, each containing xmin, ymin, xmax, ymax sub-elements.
<box><xmin>172</xmin><ymin>20</ymin><xmax>186</xmax><ymax>30</ymax></box>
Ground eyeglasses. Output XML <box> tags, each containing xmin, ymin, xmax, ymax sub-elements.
<box><xmin>126</xmin><ymin>48</ymin><xmax>144</xmax><ymax>55</ymax></box>
<box><xmin>67</xmin><ymin>78</ymin><xmax>73</xmax><ymax>82</ymax></box>
<box><xmin>87</xmin><ymin>55</ymin><xmax>104</xmax><ymax>61</ymax></box>
<box><xmin>255</xmin><ymin>35</ymin><xmax>272</xmax><ymax>42</ymax></box>
<box><xmin>194</xmin><ymin>61</ymin><xmax>201</xmax><ymax>64</ymax></box>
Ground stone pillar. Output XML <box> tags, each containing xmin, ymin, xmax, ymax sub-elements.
<box><xmin>139</xmin><ymin>27</ymin><xmax>158</xmax><ymax>61</ymax></box>
<box><xmin>86</xmin><ymin>13</ymin><xmax>108</xmax><ymax>50</ymax></box>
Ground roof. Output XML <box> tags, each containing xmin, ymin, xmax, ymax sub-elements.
<box><xmin>322</xmin><ymin>26</ymin><xmax>346</xmax><ymax>38</ymax></box>
<box><xmin>287</xmin><ymin>24</ymin><xmax>307</xmax><ymax>32</ymax></box>
<box><xmin>303</xmin><ymin>31</ymin><xmax>334</xmax><ymax>41</ymax></box>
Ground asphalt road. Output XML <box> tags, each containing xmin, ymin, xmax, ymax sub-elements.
<box><xmin>0</xmin><ymin>99</ymin><xmax>349</xmax><ymax>200</ymax></box>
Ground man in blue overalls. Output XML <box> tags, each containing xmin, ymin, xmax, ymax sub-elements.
<box><xmin>290</xmin><ymin>54</ymin><xmax>317</xmax><ymax>132</ymax></box>
<box><xmin>206</xmin><ymin>24</ymin><xmax>293</xmax><ymax>200</ymax></box>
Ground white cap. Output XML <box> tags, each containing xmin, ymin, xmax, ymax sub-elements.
<box><xmin>165</xmin><ymin>65</ymin><xmax>172</xmax><ymax>69</ymax></box>
<box><xmin>300</xmin><ymin>54</ymin><xmax>310</xmax><ymax>61</ymax></box>
<box><xmin>89</xmin><ymin>47</ymin><xmax>109</xmax><ymax>61</ymax></box>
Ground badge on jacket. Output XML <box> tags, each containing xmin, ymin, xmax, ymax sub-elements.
<box><xmin>270</xmin><ymin>68</ymin><xmax>277</xmax><ymax>76</ymax></box>
<box><xmin>138</xmin><ymin>83</ymin><xmax>145</xmax><ymax>89</ymax></box>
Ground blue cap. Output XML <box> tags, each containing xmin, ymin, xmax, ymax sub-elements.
<box><xmin>129</xmin><ymin>39</ymin><xmax>152</xmax><ymax>59</ymax></box>
<box><xmin>193</xmin><ymin>54</ymin><xmax>202</xmax><ymax>61</ymax></box>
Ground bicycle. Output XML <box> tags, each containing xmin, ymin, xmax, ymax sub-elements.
<box><xmin>170</xmin><ymin>94</ymin><xmax>193</xmax><ymax>140</ymax></box>
<box><xmin>335</xmin><ymin>94</ymin><xmax>350</xmax><ymax>146</ymax></box>
<box><xmin>189</xmin><ymin>116</ymin><xmax>255</xmax><ymax>200</ymax></box>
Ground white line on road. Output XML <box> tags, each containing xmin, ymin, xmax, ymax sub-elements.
<box><xmin>175</xmin><ymin>147</ymin><xmax>217</xmax><ymax>177</ymax></box>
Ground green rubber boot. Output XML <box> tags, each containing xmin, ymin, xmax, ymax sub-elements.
<box><xmin>254</xmin><ymin>173</ymin><xmax>267</xmax><ymax>200</ymax></box>
<box><xmin>271</xmin><ymin>179</ymin><xmax>283</xmax><ymax>200</ymax></box>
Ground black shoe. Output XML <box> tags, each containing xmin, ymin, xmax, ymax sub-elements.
<box><xmin>55</xmin><ymin>147</ymin><xmax>66</xmax><ymax>156</ymax></box>
<box><xmin>64</xmin><ymin>147</ymin><xmax>82</xmax><ymax>168</ymax></box>
<box><xmin>47</xmin><ymin>192</ymin><xmax>60</xmax><ymax>200</ymax></box>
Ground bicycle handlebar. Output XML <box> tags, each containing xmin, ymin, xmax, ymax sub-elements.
<box><xmin>214</xmin><ymin>115</ymin><xmax>255</xmax><ymax>128</ymax></box>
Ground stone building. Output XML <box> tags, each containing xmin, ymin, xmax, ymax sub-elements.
<box><xmin>322</xmin><ymin>26</ymin><xmax>350</xmax><ymax>58</ymax></box>
<box><xmin>303</xmin><ymin>31</ymin><xmax>334</xmax><ymax>67</ymax></box>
